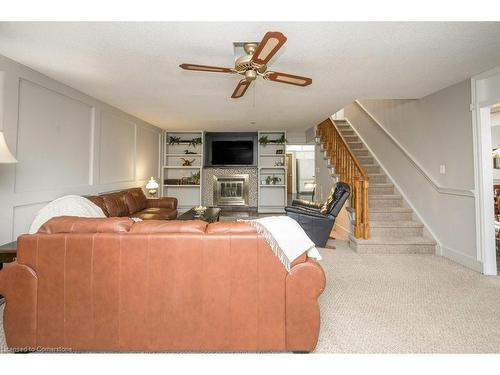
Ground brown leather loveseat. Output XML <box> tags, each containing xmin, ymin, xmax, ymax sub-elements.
<box><xmin>0</xmin><ymin>216</ymin><xmax>326</xmax><ymax>353</ymax></box>
<box><xmin>86</xmin><ymin>187</ymin><xmax>177</xmax><ymax>220</ymax></box>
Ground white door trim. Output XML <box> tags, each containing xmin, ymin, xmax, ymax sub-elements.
<box><xmin>471</xmin><ymin>66</ymin><xmax>500</xmax><ymax>275</ymax></box>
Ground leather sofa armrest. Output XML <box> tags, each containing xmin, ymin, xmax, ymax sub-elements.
<box><xmin>285</xmin><ymin>259</ymin><xmax>326</xmax><ymax>352</ymax></box>
<box><xmin>146</xmin><ymin>197</ymin><xmax>178</xmax><ymax>210</ymax></box>
<box><xmin>285</xmin><ymin>205</ymin><xmax>328</xmax><ymax>219</ymax></box>
<box><xmin>292</xmin><ymin>199</ymin><xmax>322</xmax><ymax>210</ymax></box>
<box><xmin>0</xmin><ymin>262</ymin><xmax>38</xmax><ymax>350</ymax></box>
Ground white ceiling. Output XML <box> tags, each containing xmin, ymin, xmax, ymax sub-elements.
<box><xmin>1</xmin><ymin>22</ymin><xmax>500</xmax><ymax>131</ymax></box>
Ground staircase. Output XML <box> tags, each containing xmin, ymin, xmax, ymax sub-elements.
<box><xmin>320</xmin><ymin>118</ymin><xmax>436</xmax><ymax>254</ymax></box>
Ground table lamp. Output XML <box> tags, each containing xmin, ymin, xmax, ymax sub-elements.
<box><xmin>0</xmin><ymin>131</ymin><xmax>17</xmax><ymax>164</ymax></box>
<box><xmin>146</xmin><ymin>177</ymin><xmax>159</xmax><ymax>198</ymax></box>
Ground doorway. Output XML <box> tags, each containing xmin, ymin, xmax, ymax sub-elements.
<box><xmin>285</xmin><ymin>145</ymin><xmax>315</xmax><ymax>205</ymax></box>
<box><xmin>472</xmin><ymin>67</ymin><xmax>500</xmax><ymax>275</ymax></box>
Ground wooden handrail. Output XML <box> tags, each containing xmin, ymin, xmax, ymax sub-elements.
<box><xmin>317</xmin><ymin>118</ymin><xmax>370</xmax><ymax>239</ymax></box>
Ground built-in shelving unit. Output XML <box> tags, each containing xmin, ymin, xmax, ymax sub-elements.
<box><xmin>257</xmin><ymin>131</ymin><xmax>287</xmax><ymax>213</ymax></box>
<box><xmin>162</xmin><ymin>131</ymin><xmax>203</xmax><ymax>212</ymax></box>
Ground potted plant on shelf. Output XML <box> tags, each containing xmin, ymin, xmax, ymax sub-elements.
<box><xmin>168</xmin><ymin>136</ymin><xmax>181</xmax><ymax>145</ymax></box>
<box><xmin>190</xmin><ymin>171</ymin><xmax>201</xmax><ymax>185</ymax></box>
<box><xmin>275</xmin><ymin>134</ymin><xmax>287</xmax><ymax>145</ymax></box>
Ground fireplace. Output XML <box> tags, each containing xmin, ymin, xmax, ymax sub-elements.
<box><xmin>213</xmin><ymin>174</ymin><xmax>249</xmax><ymax>206</ymax></box>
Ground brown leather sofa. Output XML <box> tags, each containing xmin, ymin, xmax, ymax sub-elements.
<box><xmin>86</xmin><ymin>187</ymin><xmax>177</xmax><ymax>220</ymax></box>
<box><xmin>0</xmin><ymin>216</ymin><xmax>326</xmax><ymax>353</ymax></box>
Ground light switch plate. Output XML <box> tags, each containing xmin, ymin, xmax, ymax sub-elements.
<box><xmin>439</xmin><ymin>165</ymin><xmax>446</xmax><ymax>174</ymax></box>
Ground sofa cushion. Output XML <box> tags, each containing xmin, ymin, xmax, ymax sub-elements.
<box><xmin>85</xmin><ymin>195</ymin><xmax>110</xmax><ymax>216</ymax></box>
<box><xmin>101</xmin><ymin>192</ymin><xmax>129</xmax><ymax>217</ymax></box>
<box><xmin>130</xmin><ymin>219</ymin><xmax>207</xmax><ymax>234</ymax></box>
<box><xmin>39</xmin><ymin>216</ymin><xmax>133</xmax><ymax>234</ymax></box>
<box><xmin>133</xmin><ymin>208</ymin><xmax>177</xmax><ymax>220</ymax></box>
<box><xmin>123</xmin><ymin>188</ymin><xmax>148</xmax><ymax>214</ymax></box>
<box><xmin>206</xmin><ymin>222</ymin><xmax>257</xmax><ymax>234</ymax></box>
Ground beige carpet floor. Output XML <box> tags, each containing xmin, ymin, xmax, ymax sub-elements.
<box><xmin>2</xmin><ymin>240</ymin><xmax>500</xmax><ymax>353</ymax></box>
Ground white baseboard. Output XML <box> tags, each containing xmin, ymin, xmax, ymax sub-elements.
<box><xmin>441</xmin><ymin>245</ymin><xmax>483</xmax><ymax>272</ymax></box>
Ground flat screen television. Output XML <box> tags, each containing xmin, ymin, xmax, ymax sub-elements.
<box><xmin>211</xmin><ymin>140</ymin><xmax>254</xmax><ymax>165</ymax></box>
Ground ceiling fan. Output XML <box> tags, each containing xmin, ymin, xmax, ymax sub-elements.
<box><xmin>179</xmin><ymin>31</ymin><xmax>312</xmax><ymax>99</ymax></box>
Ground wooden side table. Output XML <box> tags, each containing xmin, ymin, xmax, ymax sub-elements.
<box><xmin>0</xmin><ymin>241</ymin><xmax>16</xmax><ymax>301</ymax></box>
<box><xmin>0</xmin><ymin>241</ymin><xmax>17</xmax><ymax>270</ymax></box>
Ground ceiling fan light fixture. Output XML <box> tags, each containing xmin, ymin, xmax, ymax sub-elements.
<box><xmin>245</xmin><ymin>70</ymin><xmax>257</xmax><ymax>82</ymax></box>
<box><xmin>179</xmin><ymin>31</ymin><xmax>311</xmax><ymax>98</ymax></box>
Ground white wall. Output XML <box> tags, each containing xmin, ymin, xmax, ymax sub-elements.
<box><xmin>0</xmin><ymin>54</ymin><xmax>161</xmax><ymax>244</ymax></box>
<box><xmin>344</xmin><ymin>79</ymin><xmax>479</xmax><ymax>271</ymax></box>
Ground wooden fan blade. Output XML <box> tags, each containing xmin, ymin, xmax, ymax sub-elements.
<box><xmin>251</xmin><ymin>31</ymin><xmax>287</xmax><ymax>65</ymax></box>
<box><xmin>266</xmin><ymin>71</ymin><xmax>312</xmax><ymax>87</ymax></box>
<box><xmin>179</xmin><ymin>63</ymin><xmax>234</xmax><ymax>73</ymax></box>
<box><xmin>231</xmin><ymin>79</ymin><xmax>251</xmax><ymax>99</ymax></box>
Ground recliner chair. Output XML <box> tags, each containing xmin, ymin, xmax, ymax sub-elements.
<box><xmin>285</xmin><ymin>182</ymin><xmax>351</xmax><ymax>247</ymax></box>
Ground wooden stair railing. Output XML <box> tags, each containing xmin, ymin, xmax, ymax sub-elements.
<box><xmin>317</xmin><ymin>118</ymin><xmax>370</xmax><ymax>239</ymax></box>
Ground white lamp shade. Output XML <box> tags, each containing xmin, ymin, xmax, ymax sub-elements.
<box><xmin>146</xmin><ymin>177</ymin><xmax>159</xmax><ymax>189</ymax></box>
<box><xmin>0</xmin><ymin>131</ymin><xmax>17</xmax><ymax>163</ymax></box>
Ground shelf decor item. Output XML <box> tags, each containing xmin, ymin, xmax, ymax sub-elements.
<box><xmin>169</xmin><ymin>136</ymin><xmax>203</xmax><ymax>147</ymax></box>
<box><xmin>181</xmin><ymin>158</ymin><xmax>195</xmax><ymax>166</ymax></box>
<box><xmin>189</xmin><ymin>137</ymin><xmax>202</xmax><ymax>147</ymax></box>
<box><xmin>259</xmin><ymin>135</ymin><xmax>269</xmax><ymax>146</ymax></box>
<box><xmin>168</xmin><ymin>136</ymin><xmax>182</xmax><ymax>145</ymax></box>
<box><xmin>275</xmin><ymin>134</ymin><xmax>287</xmax><ymax>145</ymax></box>
<box><xmin>259</xmin><ymin>134</ymin><xmax>287</xmax><ymax>146</ymax></box>
<box><xmin>145</xmin><ymin>177</ymin><xmax>159</xmax><ymax>198</ymax></box>
<box><xmin>190</xmin><ymin>171</ymin><xmax>201</xmax><ymax>185</ymax></box>
<box><xmin>165</xmin><ymin>178</ymin><xmax>181</xmax><ymax>185</ymax></box>
<box><xmin>265</xmin><ymin>175</ymin><xmax>281</xmax><ymax>185</ymax></box>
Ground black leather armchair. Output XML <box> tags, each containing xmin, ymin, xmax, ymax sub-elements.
<box><xmin>285</xmin><ymin>182</ymin><xmax>351</xmax><ymax>247</ymax></box>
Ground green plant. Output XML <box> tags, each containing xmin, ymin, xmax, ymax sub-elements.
<box><xmin>259</xmin><ymin>135</ymin><xmax>269</xmax><ymax>146</ymax></box>
<box><xmin>190</xmin><ymin>171</ymin><xmax>201</xmax><ymax>185</ymax></box>
<box><xmin>189</xmin><ymin>137</ymin><xmax>202</xmax><ymax>148</ymax></box>
<box><xmin>168</xmin><ymin>136</ymin><xmax>181</xmax><ymax>145</ymax></box>
<box><xmin>275</xmin><ymin>134</ymin><xmax>288</xmax><ymax>145</ymax></box>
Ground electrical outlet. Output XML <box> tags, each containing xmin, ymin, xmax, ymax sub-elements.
<box><xmin>439</xmin><ymin>165</ymin><xmax>446</xmax><ymax>174</ymax></box>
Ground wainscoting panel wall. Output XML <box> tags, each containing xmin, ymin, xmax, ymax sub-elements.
<box><xmin>99</xmin><ymin>111</ymin><xmax>136</xmax><ymax>184</ymax></box>
<box><xmin>0</xmin><ymin>55</ymin><xmax>162</xmax><ymax>244</ymax></box>
<box><xmin>136</xmin><ymin>126</ymin><xmax>161</xmax><ymax>181</ymax></box>
<box><xmin>16</xmin><ymin>79</ymin><xmax>93</xmax><ymax>192</ymax></box>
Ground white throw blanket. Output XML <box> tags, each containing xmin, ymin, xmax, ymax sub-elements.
<box><xmin>244</xmin><ymin>216</ymin><xmax>322</xmax><ymax>272</ymax></box>
<box><xmin>29</xmin><ymin>195</ymin><xmax>106</xmax><ymax>234</ymax></box>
